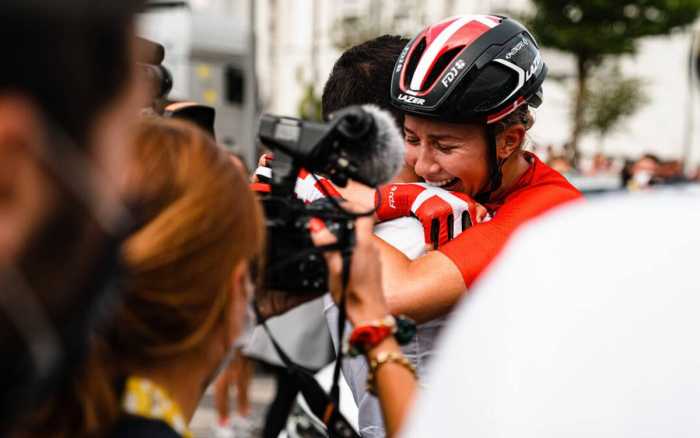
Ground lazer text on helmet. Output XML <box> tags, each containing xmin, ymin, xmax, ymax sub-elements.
<box><xmin>525</xmin><ymin>53</ymin><xmax>542</xmax><ymax>82</ymax></box>
<box><xmin>398</xmin><ymin>94</ymin><xmax>426</xmax><ymax>105</ymax></box>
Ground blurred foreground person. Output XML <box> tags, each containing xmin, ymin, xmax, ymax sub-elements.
<box><xmin>28</xmin><ymin>119</ymin><xmax>265</xmax><ymax>437</ymax></box>
<box><xmin>0</xmin><ymin>0</ymin><xmax>145</xmax><ymax>430</ymax></box>
<box><xmin>404</xmin><ymin>190</ymin><xmax>700</xmax><ymax>437</ymax></box>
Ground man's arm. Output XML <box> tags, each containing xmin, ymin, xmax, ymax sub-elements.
<box><xmin>373</xmin><ymin>236</ymin><xmax>466</xmax><ymax>323</ymax></box>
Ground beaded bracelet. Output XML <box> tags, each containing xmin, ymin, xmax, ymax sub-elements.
<box><xmin>366</xmin><ymin>351</ymin><xmax>417</xmax><ymax>395</ymax></box>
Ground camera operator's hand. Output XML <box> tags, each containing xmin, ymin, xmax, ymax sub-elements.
<box><xmin>253</xmin><ymin>153</ymin><xmax>273</xmax><ymax>181</ymax></box>
<box><xmin>311</xmin><ymin>210</ymin><xmax>416</xmax><ymax>437</ymax></box>
<box><xmin>309</xmin><ymin>214</ymin><xmax>388</xmax><ymax>325</ymax></box>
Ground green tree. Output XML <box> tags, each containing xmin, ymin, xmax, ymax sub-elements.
<box><xmin>331</xmin><ymin>12</ymin><xmax>387</xmax><ymax>51</ymax></box>
<box><xmin>330</xmin><ymin>2</ymin><xmax>428</xmax><ymax>51</ymax></box>
<box><xmin>298</xmin><ymin>82</ymin><xmax>323</xmax><ymax>121</ymax></box>
<box><xmin>582</xmin><ymin>64</ymin><xmax>649</xmax><ymax>149</ymax></box>
<box><xmin>525</xmin><ymin>0</ymin><xmax>700</xmax><ymax>158</ymax></box>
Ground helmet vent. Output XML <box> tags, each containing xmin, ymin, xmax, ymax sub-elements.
<box><xmin>404</xmin><ymin>38</ymin><xmax>426</xmax><ymax>89</ymax></box>
<box><xmin>423</xmin><ymin>47</ymin><xmax>463</xmax><ymax>91</ymax></box>
<box><xmin>470</xmin><ymin>63</ymin><xmax>519</xmax><ymax>112</ymax></box>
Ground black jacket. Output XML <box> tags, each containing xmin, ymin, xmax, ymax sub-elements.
<box><xmin>111</xmin><ymin>414</ymin><xmax>182</xmax><ymax>438</ymax></box>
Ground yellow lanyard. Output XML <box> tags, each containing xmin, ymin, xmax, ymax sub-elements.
<box><xmin>122</xmin><ymin>376</ymin><xmax>193</xmax><ymax>438</ymax></box>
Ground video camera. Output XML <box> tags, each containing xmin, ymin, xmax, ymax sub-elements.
<box><xmin>256</xmin><ymin>105</ymin><xmax>404</xmax><ymax>294</ymax></box>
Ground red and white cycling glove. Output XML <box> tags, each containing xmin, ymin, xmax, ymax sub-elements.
<box><xmin>294</xmin><ymin>169</ymin><xmax>342</xmax><ymax>204</ymax></box>
<box><xmin>375</xmin><ymin>183</ymin><xmax>488</xmax><ymax>249</ymax></box>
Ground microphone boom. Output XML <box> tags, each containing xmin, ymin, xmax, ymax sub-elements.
<box><xmin>258</xmin><ymin>105</ymin><xmax>404</xmax><ymax>188</ymax></box>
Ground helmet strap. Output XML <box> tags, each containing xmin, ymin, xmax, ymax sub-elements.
<box><xmin>475</xmin><ymin>124</ymin><xmax>503</xmax><ymax>204</ymax></box>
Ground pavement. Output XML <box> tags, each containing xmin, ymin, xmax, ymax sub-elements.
<box><xmin>190</xmin><ymin>373</ymin><xmax>277</xmax><ymax>438</ymax></box>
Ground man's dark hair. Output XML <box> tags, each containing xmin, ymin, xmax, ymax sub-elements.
<box><xmin>322</xmin><ymin>35</ymin><xmax>409</xmax><ymax>124</ymax></box>
<box><xmin>0</xmin><ymin>0</ymin><xmax>145</xmax><ymax>147</ymax></box>
<box><xmin>641</xmin><ymin>153</ymin><xmax>661</xmax><ymax>164</ymax></box>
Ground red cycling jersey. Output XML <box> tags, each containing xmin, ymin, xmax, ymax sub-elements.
<box><xmin>439</xmin><ymin>152</ymin><xmax>582</xmax><ymax>287</ymax></box>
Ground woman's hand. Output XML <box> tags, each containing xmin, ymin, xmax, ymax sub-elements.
<box><xmin>250</xmin><ymin>153</ymin><xmax>273</xmax><ymax>184</ymax></box>
<box><xmin>375</xmin><ymin>183</ymin><xmax>490</xmax><ymax>249</ymax></box>
<box><xmin>309</xmin><ymin>214</ymin><xmax>389</xmax><ymax>325</ymax></box>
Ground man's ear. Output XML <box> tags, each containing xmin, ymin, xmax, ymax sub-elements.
<box><xmin>0</xmin><ymin>94</ymin><xmax>52</xmax><ymax>262</ymax></box>
<box><xmin>495</xmin><ymin>124</ymin><xmax>526</xmax><ymax>161</ymax></box>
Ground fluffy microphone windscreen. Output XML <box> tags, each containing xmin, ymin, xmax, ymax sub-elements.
<box><xmin>354</xmin><ymin>104</ymin><xmax>405</xmax><ymax>186</ymax></box>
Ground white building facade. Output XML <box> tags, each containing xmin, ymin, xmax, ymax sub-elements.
<box><xmin>142</xmin><ymin>0</ymin><xmax>700</xmax><ymax>167</ymax></box>
<box><xmin>254</xmin><ymin>0</ymin><xmax>700</xmax><ymax>167</ymax></box>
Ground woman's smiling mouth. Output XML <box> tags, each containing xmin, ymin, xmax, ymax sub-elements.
<box><xmin>425</xmin><ymin>177</ymin><xmax>459</xmax><ymax>189</ymax></box>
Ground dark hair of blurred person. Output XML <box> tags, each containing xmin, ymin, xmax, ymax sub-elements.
<box><xmin>27</xmin><ymin>118</ymin><xmax>265</xmax><ymax>437</ymax></box>
<box><xmin>1</xmin><ymin>1</ymin><xmax>146</xmax><ymax>149</ymax></box>
<box><xmin>0</xmin><ymin>0</ymin><xmax>147</xmax><ymax>428</ymax></box>
<box><xmin>162</xmin><ymin>101</ymin><xmax>216</xmax><ymax>138</ymax></box>
<box><xmin>628</xmin><ymin>153</ymin><xmax>661</xmax><ymax>190</ymax></box>
<box><xmin>321</xmin><ymin>34</ymin><xmax>408</xmax><ymax>125</ymax></box>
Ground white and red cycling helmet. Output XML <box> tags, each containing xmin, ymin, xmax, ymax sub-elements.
<box><xmin>391</xmin><ymin>15</ymin><xmax>547</xmax><ymax>201</ymax></box>
<box><xmin>390</xmin><ymin>15</ymin><xmax>547</xmax><ymax>124</ymax></box>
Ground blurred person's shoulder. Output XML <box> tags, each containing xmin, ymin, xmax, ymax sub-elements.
<box><xmin>523</xmin><ymin>186</ymin><xmax>700</xmax><ymax>241</ymax></box>
<box><xmin>480</xmin><ymin>187</ymin><xmax>700</xmax><ymax>289</ymax></box>
<box><xmin>402</xmin><ymin>188</ymin><xmax>700</xmax><ymax>437</ymax></box>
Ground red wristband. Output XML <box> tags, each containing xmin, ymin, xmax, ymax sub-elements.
<box><xmin>349</xmin><ymin>325</ymin><xmax>393</xmax><ymax>356</ymax></box>
<box><xmin>250</xmin><ymin>182</ymin><xmax>271</xmax><ymax>193</ymax></box>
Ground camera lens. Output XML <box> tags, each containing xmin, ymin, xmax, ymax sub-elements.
<box><xmin>138</xmin><ymin>63</ymin><xmax>173</xmax><ymax>99</ymax></box>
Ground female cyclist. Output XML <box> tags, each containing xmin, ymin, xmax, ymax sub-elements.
<box><xmin>368</xmin><ymin>15</ymin><xmax>582</xmax><ymax>323</ymax></box>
